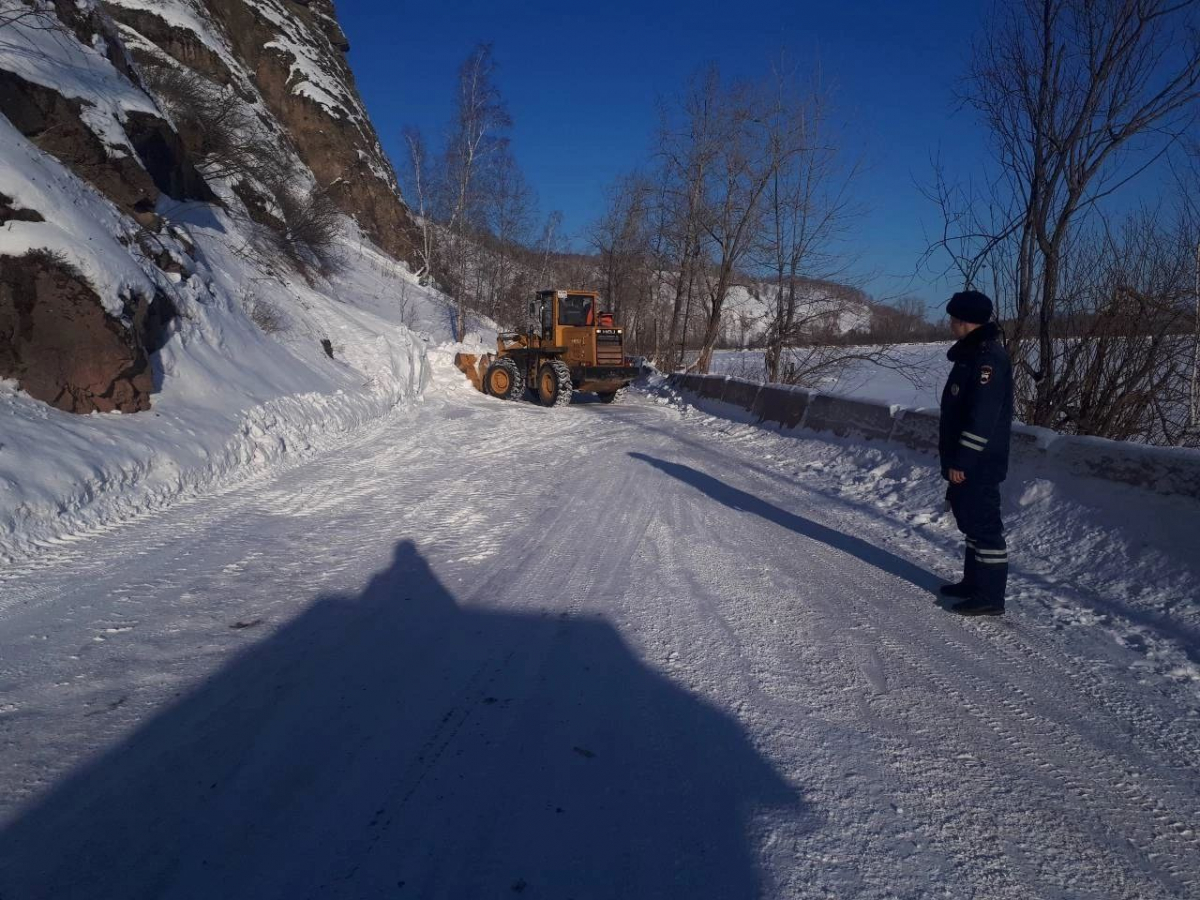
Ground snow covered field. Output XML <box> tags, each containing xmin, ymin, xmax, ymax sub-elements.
<box><xmin>711</xmin><ymin>345</ymin><xmax>946</xmax><ymax>409</ymax></box>
<box><xmin>1</xmin><ymin>357</ymin><xmax>1198</xmax><ymax>899</ymax></box>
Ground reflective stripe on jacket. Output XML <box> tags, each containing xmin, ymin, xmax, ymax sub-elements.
<box><xmin>939</xmin><ymin>322</ymin><xmax>1014</xmax><ymax>484</ymax></box>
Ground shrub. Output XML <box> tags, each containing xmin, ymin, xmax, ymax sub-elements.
<box><xmin>239</xmin><ymin>290</ymin><xmax>287</xmax><ymax>334</ymax></box>
<box><xmin>144</xmin><ymin>66</ymin><xmax>283</xmax><ymax>187</ymax></box>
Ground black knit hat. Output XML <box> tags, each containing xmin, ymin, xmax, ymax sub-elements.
<box><xmin>946</xmin><ymin>290</ymin><xmax>993</xmax><ymax>325</ymax></box>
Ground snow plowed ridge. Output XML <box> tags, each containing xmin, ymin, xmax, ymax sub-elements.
<box><xmin>0</xmin><ymin>384</ymin><xmax>1198</xmax><ymax>899</ymax></box>
<box><xmin>0</xmin><ymin>384</ymin><xmax>419</xmax><ymax>580</ymax></box>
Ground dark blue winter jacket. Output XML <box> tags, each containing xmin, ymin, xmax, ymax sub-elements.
<box><xmin>939</xmin><ymin>322</ymin><xmax>1013</xmax><ymax>484</ymax></box>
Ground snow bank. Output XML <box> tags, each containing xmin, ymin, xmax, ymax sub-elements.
<box><xmin>667</xmin><ymin>373</ymin><xmax>1200</xmax><ymax>501</ymax></box>
<box><xmin>0</xmin><ymin>193</ymin><xmax>473</xmax><ymax>565</ymax></box>
<box><xmin>712</xmin><ymin>345</ymin><xmax>943</xmax><ymax>408</ymax></box>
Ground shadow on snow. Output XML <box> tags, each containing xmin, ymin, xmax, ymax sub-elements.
<box><xmin>629</xmin><ymin>451</ymin><xmax>940</xmax><ymax>594</ymax></box>
<box><xmin>0</xmin><ymin>540</ymin><xmax>805</xmax><ymax>899</ymax></box>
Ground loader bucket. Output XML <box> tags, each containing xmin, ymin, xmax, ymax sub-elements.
<box><xmin>453</xmin><ymin>352</ymin><xmax>492</xmax><ymax>392</ymax></box>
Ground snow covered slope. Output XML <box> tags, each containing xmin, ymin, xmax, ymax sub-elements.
<box><xmin>713</xmin><ymin>344</ymin><xmax>945</xmax><ymax>407</ymax></box>
<box><xmin>0</xmin><ymin>206</ymin><xmax>450</xmax><ymax>563</ymax></box>
<box><xmin>722</xmin><ymin>280</ymin><xmax>874</xmax><ymax>347</ymax></box>
<box><xmin>0</xmin><ymin>1</ymin><xmax>495</xmax><ymax>563</ymax></box>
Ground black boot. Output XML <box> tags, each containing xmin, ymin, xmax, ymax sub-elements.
<box><xmin>951</xmin><ymin>595</ymin><xmax>1005</xmax><ymax>617</ymax></box>
<box><xmin>939</xmin><ymin>581</ymin><xmax>974</xmax><ymax>599</ymax></box>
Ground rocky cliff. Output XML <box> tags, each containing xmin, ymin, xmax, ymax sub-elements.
<box><xmin>0</xmin><ymin>0</ymin><xmax>417</xmax><ymax>413</ymax></box>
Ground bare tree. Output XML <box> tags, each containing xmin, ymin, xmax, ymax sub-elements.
<box><xmin>942</xmin><ymin>0</ymin><xmax>1200</xmax><ymax>433</ymax></box>
<box><xmin>590</xmin><ymin>173</ymin><xmax>653</xmax><ymax>326</ymax></box>
<box><xmin>533</xmin><ymin>209</ymin><xmax>564</xmax><ymax>289</ymax></box>
<box><xmin>401</xmin><ymin>126</ymin><xmax>436</xmax><ymax>284</ymax></box>
<box><xmin>144</xmin><ymin>66</ymin><xmax>285</xmax><ymax>187</ymax></box>
<box><xmin>478</xmin><ymin>147</ymin><xmax>534</xmax><ymax>324</ymax></box>
<box><xmin>271</xmin><ymin>182</ymin><xmax>344</xmax><ymax>276</ymax></box>
<box><xmin>655</xmin><ymin>67</ymin><xmax>725</xmax><ymax>370</ymax></box>
<box><xmin>443</xmin><ymin>43</ymin><xmax>512</xmax><ymax>340</ymax></box>
<box><xmin>0</xmin><ymin>0</ymin><xmax>65</xmax><ymax>32</ymax></box>
<box><xmin>1174</xmin><ymin>134</ymin><xmax>1200</xmax><ymax>435</ymax></box>
<box><xmin>692</xmin><ymin>79</ymin><xmax>778</xmax><ymax>373</ymax></box>
<box><xmin>1048</xmin><ymin>208</ymin><xmax>1197</xmax><ymax>444</ymax></box>
<box><xmin>867</xmin><ymin>296</ymin><xmax>941</xmax><ymax>344</ymax></box>
<box><xmin>753</xmin><ymin>59</ymin><xmax>862</xmax><ymax>382</ymax></box>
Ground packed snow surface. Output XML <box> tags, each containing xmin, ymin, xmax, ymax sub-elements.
<box><xmin>1</xmin><ymin>362</ymin><xmax>1197</xmax><ymax>899</ymax></box>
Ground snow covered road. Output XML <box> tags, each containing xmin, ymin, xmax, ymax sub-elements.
<box><xmin>1</xmin><ymin>371</ymin><xmax>1198</xmax><ymax>899</ymax></box>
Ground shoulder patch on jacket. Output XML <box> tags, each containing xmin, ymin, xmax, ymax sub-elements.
<box><xmin>980</xmin><ymin>365</ymin><xmax>994</xmax><ymax>385</ymax></box>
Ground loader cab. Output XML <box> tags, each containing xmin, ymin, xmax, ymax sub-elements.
<box><xmin>533</xmin><ymin>289</ymin><xmax>599</xmax><ymax>342</ymax></box>
<box><xmin>558</xmin><ymin>293</ymin><xmax>596</xmax><ymax>326</ymax></box>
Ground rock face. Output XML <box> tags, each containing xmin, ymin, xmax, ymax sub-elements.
<box><xmin>104</xmin><ymin>0</ymin><xmax>421</xmax><ymax>267</ymax></box>
<box><xmin>0</xmin><ymin>68</ymin><xmax>158</xmax><ymax>214</ymax></box>
<box><xmin>0</xmin><ymin>252</ymin><xmax>154</xmax><ymax>414</ymax></box>
<box><xmin>0</xmin><ymin>0</ymin><xmax>419</xmax><ymax>414</ymax></box>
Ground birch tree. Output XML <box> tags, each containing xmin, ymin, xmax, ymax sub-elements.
<box><xmin>443</xmin><ymin>43</ymin><xmax>512</xmax><ymax>340</ymax></box>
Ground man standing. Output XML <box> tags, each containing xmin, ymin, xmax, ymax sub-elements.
<box><xmin>939</xmin><ymin>291</ymin><xmax>1013</xmax><ymax>616</ymax></box>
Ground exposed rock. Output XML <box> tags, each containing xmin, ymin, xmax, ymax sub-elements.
<box><xmin>143</xmin><ymin>289</ymin><xmax>179</xmax><ymax>353</ymax></box>
<box><xmin>0</xmin><ymin>193</ymin><xmax>45</xmax><ymax>225</ymax></box>
<box><xmin>0</xmin><ymin>251</ymin><xmax>155</xmax><ymax>413</ymax></box>
<box><xmin>323</xmin><ymin>20</ymin><xmax>350</xmax><ymax>53</ymax></box>
<box><xmin>154</xmin><ymin>250</ymin><xmax>188</xmax><ymax>277</ymax></box>
<box><xmin>0</xmin><ymin>69</ymin><xmax>159</xmax><ymax>213</ymax></box>
<box><xmin>232</xmin><ymin>179</ymin><xmax>285</xmax><ymax>231</ymax></box>
<box><xmin>104</xmin><ymin>4</ymin><xmax>236</xmax><ymax>88</ymax></box>
<box><xmin>48</xmin><ymin>0</ymin><xmax>144</xmax><ymax>86</ymax></box>
<box><xmin>166</xmin><ymin>224</ymin><xmax>197</xmax><ymax>258</ymax></box>
<box><xmin>134</xmin><ymin>233</ymin><xmax>191</xmax><ymax>278</ymax></box>
<box><xmin>106</xmin><ymin>0</ymin><xmax>422</xmax><ymax>268</ymax></box>
<box><xmin>124</xmin><ymin>111</ymin><xmax>217</xmax><ymax>204</ymax></box>
<box><xmin>0</xmin><ymin>0</ymin><xmax>420</xmax><ymax>417</ymax></box>
<box><xmin>0</xmin><ymin>70</ymin><xmax>214</xmax><ymax>213</ymax></box>
<box><xmin>132</xmin><ymin>205</ymin><xmax>164</xmax><ymax>231</ymax></box>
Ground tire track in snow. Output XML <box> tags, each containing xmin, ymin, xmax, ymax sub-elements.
<box><xmin>849</xmin><ymin>601</ymin><xmax>1200</xmax><ymax>898</ymax></box>
<box><xmin>700</xmin><ymin>427</ymin><xmax>1200</xmax><ymax>883</ymax></box>
<box><xmin>2</xmin><ymin>384</ymin><xmax>1198</xmax><ymax>900</ymax></box>
<box><xmin>625</xmin><ymin>415</ymin><xmax>1199</xmax><ymax>899</ymax></box>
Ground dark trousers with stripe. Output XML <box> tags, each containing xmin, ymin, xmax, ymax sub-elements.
<box><xmin>947</xmin><ymin>481</ymin><xmax>1008</xmax><ymax>605</ymax></box>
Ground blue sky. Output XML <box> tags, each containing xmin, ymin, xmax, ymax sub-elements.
<box><xmin>337</xmin><ymin>1</ymin><xmax>1000</xmax><ymax>308</ymax></box>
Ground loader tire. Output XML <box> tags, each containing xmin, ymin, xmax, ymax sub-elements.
<box><xmin>537</xmin><ymin>360</ymin><xmax>573</xmax><ymax>407</ymax></box>
<box><xmin>484</xmin><ymin>357</ymin><xmax>525</xmax><ymax>401</ymax></box>
<box><xmin>598</xmin><ymin>386</ymin><xmax>628</xmax><ymax>404</ymax></box>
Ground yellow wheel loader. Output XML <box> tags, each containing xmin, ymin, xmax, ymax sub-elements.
<box><xmin>457</xmin><ymin>290</ymin><xmax>639</xmax><ymax>407</ymax></box>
